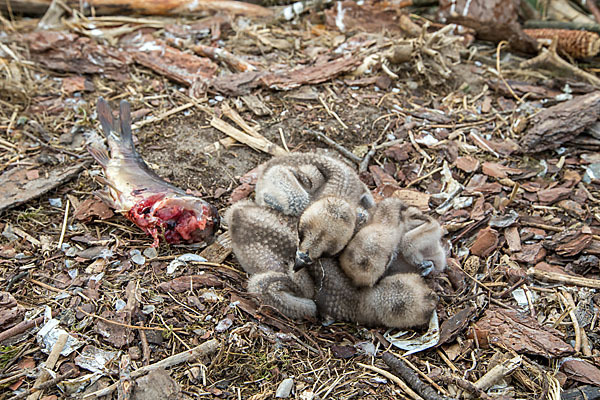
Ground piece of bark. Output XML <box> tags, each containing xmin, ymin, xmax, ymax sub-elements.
<box><xmin>537</xmin><ymin>187</ymin><xmax>572</xmax><ymax>204</ymax></box>
<box><xmin>470</xmin><ymin>227</ymin><xmax>499</xmax><ymax>258</ymax></box>
<box><xmin>157</xmin><ymin>274</ymin><xmax>223</xmax><ymax>293</ymax></box>
<box><xmin>1</xmin><ymin>0</ymin><xmax>272</xmax><ymax>16</ymax></box>
<box><xmin>543</xmin><ymin>228</ymin><xmax>593</xmax><ymax>257</ymax></box>
<box><xmin>198</xmin><ymin>232</ymin><xmax>232</xmax><ymax>264</ymax></box>
<box><xmin>439</xmin><ymin>0</ymin><xmax>538</xmax><ymax>54</ymax></box>
<box><xmin>487</xmin><ymin>79</ymin><xmax>562</xmax><ymax>100</ymax></box>
<box><xmin>94</xmin><ymin>311</ymin><xmax>135</xmax><ymax>348</ymax></box>
<box><xmin>262</xmin><ymin>56</ymin><xmax>361</xmax><ymax>90</ymax></box>
<box><xmin>23</xmin><ymin>31</ymin><xmax>129</xmax><ymax>80</ymax></box>
<box><xmin>0</xmin><ymin>162</ymin><xmax>86</xmax><ymax>214</ymax></box>
<box><xmin>472</xmin><ymin>306</ymin><xmax>574</xmax><ymax>357</ymax></box>
<box><xmin>132</xmin><ymin>38</ymin><xmax>217</xmax><ymax>87</ymax></box>
<box><xmin>520</xmin><ymin>92</ymin><xmax>600</xmax><ymax>152</ymax></box>
<box><xmin>561</xmin><ymin>358</ymin><xmax>600</xmax><ymax>385</ymax></box>
<box><xmin>0</xmin><ymin>292</ymin><xmax>26</xmax><ymax>331</ymax></box>
<box><xmin>481</xmin><ymin>162</ymin><xmax>522</xmax><ymax>179</ymax></box>
<box><xmin>324</xmin><ymin>1</ymin><xmax>407</xmax><ymax>34</ymax></box>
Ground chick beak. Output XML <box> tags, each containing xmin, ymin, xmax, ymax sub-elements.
<box><xmin>294</xmin><ymin>251</ymin><xmax>312</xmax><ymax>272</ymax></box>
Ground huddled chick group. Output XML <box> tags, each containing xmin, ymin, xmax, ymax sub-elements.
<box><xmin>226</xmin><ymin>152</ymin><xmax>446</xmax><ymax>329</ymax></box>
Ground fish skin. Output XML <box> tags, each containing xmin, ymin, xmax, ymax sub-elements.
<box><xmin>88</xmin><ymin>98</ymin><xmax>219</xmax><ymax>247</ymax></box>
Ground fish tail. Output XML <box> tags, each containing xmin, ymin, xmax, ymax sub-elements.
<box><xmin>97</xmin><ymin>97</ymin><xmax>115</xmax><ymax>138</ymax></box>
<box><xmin>119</xmin><ymin>100</ymin><xmax>135</xmax><ymax>149</ymax></box>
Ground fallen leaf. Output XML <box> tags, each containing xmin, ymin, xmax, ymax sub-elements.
<box><xmin>331</xmin><ymin>345</ymin><xmax>356</xmax><ymax>359</ymax></box>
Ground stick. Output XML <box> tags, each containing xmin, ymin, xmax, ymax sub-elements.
<box><xmin>357</xmin><ymin>362</ymin><xmax>425</xmax><ymax>400</ymax></box>
<box><xmin>8</xmin><ymin>370</ymin><xmax>75</xmax><ymax>400</ymax></box>
<box><xmin>139</xmin><ymin>326</ymin><xmax>151</xmax><ymax>366</ymax></box>
<box><xmin>118</xmin><ymin>354</ymin><xmax>133</xmax><ymax>400</ymax></box>
<box><xmin>527</xmin><ymin>268</ymin><xmax>600</xmax><ymax>289</ymax></box>
<box><xmin>381</xmin><ymin>353</ymin><xmax>455</xmax><ymax>400</ymax></box>
<box><xmin>27</xmin><ymin>333</ymin><xmax>69</xmax><ymax>400</ymax></box>
<box><xmin>211</xmin><ymin>116</ymin><xmax>287</xmax><ymax>156</ymax></box>
<box><xmin>82</xmin><ymin>339</ymin><xmax>219</xmax><ymax>399</ymax></box>
<box><xmin>0</xmin><ymin>312</ymin><xmax>57</xmax><ymax>343</ymax></box>
<box><xmin>359</xmin><ymin>146</ymin><xmax>376</xmax><ymax>173</ymax></box>
<box><xmin>56</xmin><ymin>199</ymin><xmax>69</xmax><ymax>250</ymax></box>
<box><xmin>472</xmin><ymin>355</ymin><xmax>521</xmax><ymax>392</ymax></box>
<box><xmin>561</xmin><ymin>291</ymin><xmax>581</xmax><ymax>353</ymax></box>
<box><xmin>305</xmin><ymin>129</ymin><xmax>361</xmax><ymax>163</ymax></box>
<box><xmin>192</xmin><ymin>44</ymin><xmax>256</xmax><ymax>73</ymax></box>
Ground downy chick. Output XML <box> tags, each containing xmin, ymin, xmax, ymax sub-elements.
<box><xmin>255</xmin><ymin>152</ymin><xmax>374</xmax><ymax>217</ymax></box>
<box><xmin>225</xmin><ymin>200</ymin><xmax>317</xmax><ymax>319</ymax></box>
<box><xmin>308</xmin><ymin>258</ymin><xmax>437</xmax><ymax>328</ymax></box>
<box><xmin>294</xmin><ymin>196</ymin><xmax>359</xmax><ymax>269</ymax></box>
<box><xmin>340</xmin><ymin>198</ymin><xmax>446</xmax><ymax>287</ymax></box>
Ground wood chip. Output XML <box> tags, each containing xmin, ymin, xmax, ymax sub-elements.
<box><xmin>470</xmin><ymin>227</ymin><xmax>499</xmax><ymax>257</ymax></box>
<box><xmin>455</xmin><ymin>156</ymin><xmax>480</xmax><ymax>173</ymax></box>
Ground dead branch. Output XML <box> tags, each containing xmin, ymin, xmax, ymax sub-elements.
<box><xmin>0</xmin><ymin>311</ymin><xmax>57</xmax><ymax>344</ymax></box>
<box><xmin>472</xmin><ymin>355</ymin><xmax>522</xmax><ymax>392</ymax></box>
<box><xmin>27</xmin><ymin>332</ymin><xmax>68</xmax><ymax>400</ymax></box>
<box><xmin>527</xmin><ymin>268</ymin><xmax>600</xmax><ymax>289</ymax></box>
<box><xmin>520</xmin><ymin>46</ymin><xmax>600</xmax><ymax>87</ymax></box>
<box><xmin>305</xmin><ymin>129</ymin><xmax>361</xmax><ymax>164</ymax></box>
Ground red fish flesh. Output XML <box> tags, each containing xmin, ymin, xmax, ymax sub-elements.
<box><xmin>87</xmin><ymin>98</ymin><xmax>219</xmax><ymax>247</ymax></box>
